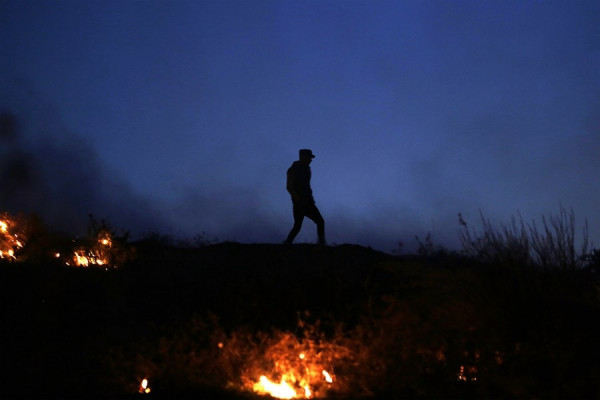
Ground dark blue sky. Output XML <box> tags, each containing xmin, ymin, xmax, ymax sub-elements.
<box><xmin>1</xmin><ymin>0</ymin><xmax>599</xmax><ymax>252</ymax></box>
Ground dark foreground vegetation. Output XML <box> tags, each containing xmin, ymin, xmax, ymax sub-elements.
<box><xmin>2</xmin><ymin>237</ymin><xmax>599</xmax><ymax>399</ymax></box>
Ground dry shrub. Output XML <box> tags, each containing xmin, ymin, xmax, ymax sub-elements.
<box><xmin>459</xmin><ymin>206</ymin><xmax>592</xmax><ymax>269</ymax></box>
<box><xmin>67</xmin><ymin>215</ymin><xmax>135</xmax><ymax>268</ymax></box>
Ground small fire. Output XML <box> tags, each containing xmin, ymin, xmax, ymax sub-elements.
<box><xmin>0</xmin><ymin>213</ymin><xmax>26</xmax><ymax>261</ymax></box>
<box><xmin>1</xmin><ymin>212</ymin><xmax>132</xmax><ymax>266</ymax></box>
<box><xmin>67</xmin><ymin>231</ymin><xmax>113</xmax><ymax>268</ymax></box>
<box><xmin>322</xmin><ymin>370</ymin><xmax>333</xmax><ymax>383</ymax></box>
<box><xmin>139</xmin><ymin>377</ymin><xmax>151</xmax><ymax>394</ymax></box>
<box><xmin>251</xmin><ymin>367</ymin><xmax>334</xmax><ymax>399</ymax></box>
<box><xmin>457</xmin><ymin>365</ymin><xmax>478</xmax><ymax>382</ymax></box>
<box><xmin>304</xmin><ymin>384</ymin><xmax>311</xmax><ymax>398</ymax></box>
<box><xmin>242</xmin><ymin>331</ymin><xmax>343</xmax><ymax>399</ymax></box>
<box><xmin>254</xmin><ymin>376</ymin><xmax>297</xmax><ymax>399</ymax></box>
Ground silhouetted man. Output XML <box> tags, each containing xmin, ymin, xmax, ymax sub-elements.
<box><xmin>284</xmin><ymin>149</ymin><xmax>325</xmax><ymax>245</ymax></box>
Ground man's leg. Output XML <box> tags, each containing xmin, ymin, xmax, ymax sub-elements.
<box><xmin>284</xmin><ymin>203</ymin><xmax>304</xmax><ymax>244</ymax></box>
<box><xmin>305</xmin><ymin>204</ymin><xmax>325</xmax><ymax>245</ymax></box>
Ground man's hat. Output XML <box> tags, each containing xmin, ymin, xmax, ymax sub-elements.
<box><xmin>299</xmin><ymin>149</ymin><xmax>315</xmax><ymax>158</ymax></box>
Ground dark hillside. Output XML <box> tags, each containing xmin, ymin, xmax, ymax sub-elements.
<box><xmin>1</xmin><ymin>242</ymin><xmax>599</xmax><ymax>398</ymax></box>
<box><xmin>121</xmin><ymin>242</ymin><xmax>400</xmax><ymax>328</ymax></box>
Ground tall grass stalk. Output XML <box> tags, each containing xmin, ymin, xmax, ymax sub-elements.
<box><xmin>459</xmin><ymin>206</ymin><xmax>590</xmax><ymax>269</ymax></box>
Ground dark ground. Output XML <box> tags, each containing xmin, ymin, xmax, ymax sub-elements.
<box><xmin>1</xmin><ymin>242</ymin><xmax>599</xmax><ymax>399</ymax></box>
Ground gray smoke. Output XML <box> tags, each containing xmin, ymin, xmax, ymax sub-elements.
<box><xmin>0</xmin><ymin>79</ymin><xmax>167</xmax><ymax>237</ymax></box>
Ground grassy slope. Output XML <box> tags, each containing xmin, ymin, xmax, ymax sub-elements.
<box><xmin>1</xmin><ymin>242</ymin><xmax>599</xmax><ymax>398</ymax></box>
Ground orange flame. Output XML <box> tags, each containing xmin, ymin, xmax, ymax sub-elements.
<box><xmin>253</xmin><ymin>376</ymin><xmax>297</xmax><ymax>399</ymax></box>
<box><xmin>251</xmin><ymin>368</ymin><xmax>334</xmax><ymax>399</ymax></box>
<box><xmin>0</xmin><ymin>214</ymin><xmax>25</xmax><ymax>261</ymax></box>
<box><xmin>242</xmin><ymin>331</ymin><xmax>341</xmax><ymax>399</ymax></box>
<box><xmin>322</xmin><ymin>370</ymin><xmax>332</xmax><ymax>383</ymax></box>
<box><xmin>139</xmin><ymin>377</ymin><xmax>151</xmax><ymax>394</ymax></box>
<box><xmin>67</xmin><ymin>231</ymin><xmax>113</xmax><ymax>267</ymax></box>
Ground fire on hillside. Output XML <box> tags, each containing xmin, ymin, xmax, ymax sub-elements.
<box><xmin>1</xmin><ymin>211</ymin><xmax>133</xmax><ymax>267</ymax></box>
<box><xmin>6</xmin><ymin>211</ymin><xmax>590</xmax><ymax>399</ymax></box>
<box><xmin>247</xmin><ymin>346</ymin><xmax>336</xmax><ymax>399</ymax></box>
<box><xmin>0</xmin><ymin>213</ymin><xmax>26</xmax><ymax>260</ymax></box>
<box><xmin>236</xmin><ymin>330</ymin><xmax>351</xmax><ymax>399</ymax></box>
<box><xmin>67</xmin><ymin>231</ymin><xmax>115</xmax><ymax>268</ymax></box>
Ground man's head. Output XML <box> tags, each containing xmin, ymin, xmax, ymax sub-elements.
<box><xmin>299</xmin><ymin>149</ymin><xmax>315</xmax><ymax>164</ymax></box>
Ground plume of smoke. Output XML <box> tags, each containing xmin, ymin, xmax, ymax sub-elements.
<box><xmin>0</xmin><ymin>79</ymin><xmax>167</xmax><ymax>237</ymax></box>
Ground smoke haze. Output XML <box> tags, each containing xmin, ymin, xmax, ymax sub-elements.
<box><xmin>2</xmin><ymin>1</ymin><xmax>599</xmax><ymax>253</ymax></box>
<box><xmin>0</xmin><ymin>79</ymin><xmax>166</xmax><ymax>237</ymax></box>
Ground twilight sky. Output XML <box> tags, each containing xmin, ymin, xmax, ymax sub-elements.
<box><xmin>1</xmin><ymin>0</ymin><xmax>599</xmax><ymax>253</ymax></box>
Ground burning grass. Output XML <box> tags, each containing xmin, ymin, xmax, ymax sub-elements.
<box><xmin>65</xmin><ymin>215</ymin><xmax>135</xmax><ymax>268</ymax></box>
<box><xmin>0</xmin><ymin>212</ymin><xmax>26</xmax><ymax>260</ymax></box>
<box><xmin>68</xmin><ymin>230</ymin><xmax>114</xmax><ymax>267</ymax></box>
<box><xmin>242</xmin><ymin>332</ymin><xmax>342</xmax><ymax>399</ymax></box>
<box><xmin>108</xmin><ymin>315</ymin><xmax>360</xmax><ymax>398</ymax></box>
<box><xmin>1</xmin><ymin>213</ymin><xmax>599</xmax><ymax>399</ymax></box>
<box><xmin>0</xmin><ymin>211</ymin><xmax>134</xmax><ymax>267</ymax></box>
<box><xmin>233</xmin><ymin>318</ymin><xmax>356</xmax><ymax>399</ymax></box>
<box><xmin>103</xmin><ymin>254</ymin><xmax>600</xmax><ymax>399</ymax></box>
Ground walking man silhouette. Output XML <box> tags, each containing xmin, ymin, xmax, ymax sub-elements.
<box><xmin>284</xmin><ymin>149</ymin><xmax>326</xmax><ymax>245</ymax></box>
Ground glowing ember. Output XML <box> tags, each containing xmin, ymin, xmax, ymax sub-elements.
<box><xmin>98</xmin><ymin>232</ymin><xmax>112</xmax><ymax>247</ymax></box>
<box><xmin>457</xmin><ymin>365</ymin><xmax>478</xmax><ymax>382</ymax></box>
<box><xmin>322</xmin><ymin>370</ymin><xmax>332</xmax><ymax>383</ymax></box>
<box><xmin>139</xmin><ymin>377</ymin><xmax>151</xmax><ymax>394</ymax></box>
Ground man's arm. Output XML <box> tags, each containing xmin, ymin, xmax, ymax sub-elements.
<box><xmin>286</xmin><ymin>166</ymin><xmax>298</xmax><ymax>200</ymax></box>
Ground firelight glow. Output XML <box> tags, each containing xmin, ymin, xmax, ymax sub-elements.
<box><xmin>0</xmin><ymin>214</ymin><xmax>25</xmax><ymax>260</ymax></box>
<box><xmin>240</xmin><ymin>329</ymin><xmax>344</xmax><ymax>399</ymax></box>
<box><xmin>139</xmin><ymin>377</ymin><xmax>151</xmax><ymax>394</ymax></box>
<box><xmin>66</xmin><ymin>231</ymin><xmax>115</xmax><ymax>268</ymax></box>
<box><xmin>254</xmin><ymin>376</ymin><xmax>297</xmax><ymax>400</ymax></box>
